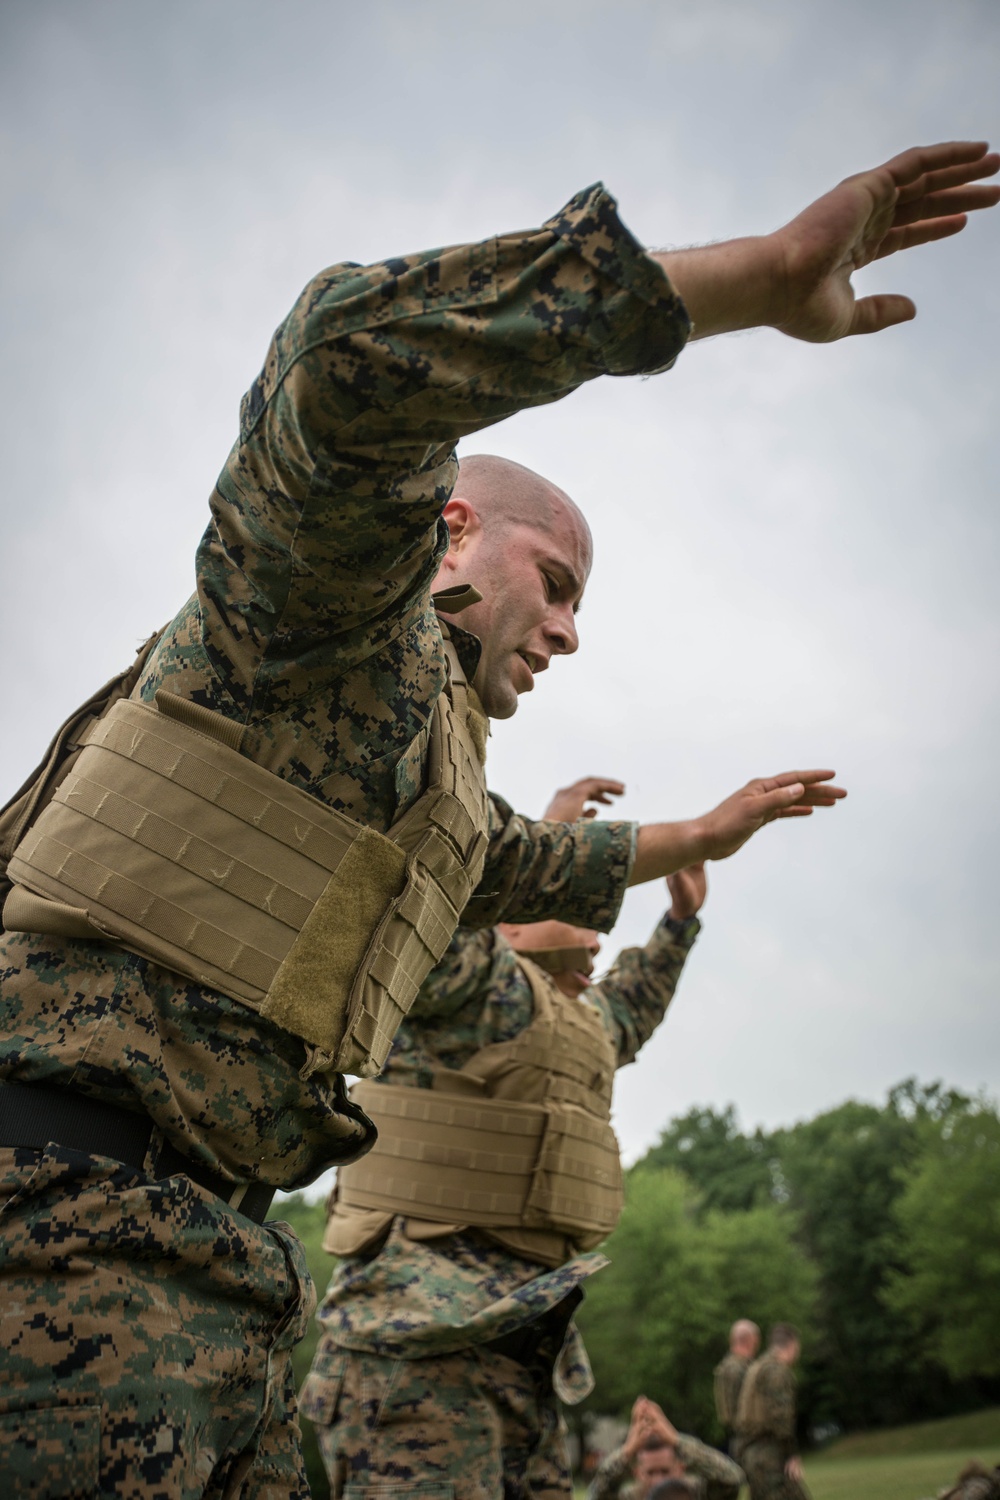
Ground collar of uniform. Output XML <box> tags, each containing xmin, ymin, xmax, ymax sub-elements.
<box><xmin>438</xmin><ymin>617</ymin><xmax>482</xmax><ymax>683</ymax></box>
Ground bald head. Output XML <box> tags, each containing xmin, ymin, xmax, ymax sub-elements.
<box><xmin>433</xmin><ymin>454</ymin><xmax>593</xmax><ymax>718</ymax></box>
<box><xmin>454</xmin><ymin>454</ymin><xmax>592</xmax><ymax>563</ymax></box>
<box><xmin>730</xmin><ymin>1320</ymin><xmax>761</xmax><ymax>1358</ymax></box>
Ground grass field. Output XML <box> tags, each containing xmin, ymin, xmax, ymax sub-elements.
<box><xmin>803</xmin><ymin>1407</ymin><xmax>1000</xmax><ymax>1500</ymax></box>
<box><xmin>805</xmin><ymin>1449</ymin><xmax>1000</xmax><ymax>1500</ymax></box>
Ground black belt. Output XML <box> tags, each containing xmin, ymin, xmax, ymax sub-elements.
<box><xmin>0</xmin><ymin>1079</ymin><xmax>275</xmax><ymax>1224</ymax></box>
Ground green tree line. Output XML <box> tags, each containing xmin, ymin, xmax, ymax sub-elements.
<box><xmin>574</xmin><ymin>1079</ymin><xmax>1000</xmax><ymax>1442</ymax></box>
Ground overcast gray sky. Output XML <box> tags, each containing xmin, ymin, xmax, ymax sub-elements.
<box><xmin>2</xmin><ymin>0</ymin><xmax>997</xmax><ymax>1165</ymax></box>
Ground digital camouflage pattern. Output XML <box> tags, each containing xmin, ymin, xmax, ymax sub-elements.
<box><xmin>738</xmin><ymin>1444</ymin><xmax>810</xmax><ymax>1500</ymax></box>
<box><xmin>302</xmin><ymin>1340</ymin><xmax>574</xmax><ymax>1500</ymax></box>
<box><xmin>307</xmin><ymin>914</ymin><xmax>699</xmax><ymax>1491</ymax></box>
<box><xmin>0</xmin><ymin>1143</ymin><xmax>313</xmax><ymax>1498</ymax></box>
<box><xmin>736</xmin><ymin>1353</ymin><xmax>808</xmax><ymax>1500</ymax></box>
<box><xmin>585</xmin><ymin>1436</ymin><xmax>744</xmax><ymax>1500</ymax></box>
<box><xmin>383</xmin><ymin>910</ymin><xmax>700</xmax><ymax>1088</ymax></box>
<box><xmin>713</xmin><ymin>1351</ymin><xmax>750</xmax><ymax>1448</ymax></box>
<box><xmin>735</xmin><ymin>1354</ymin><xmax>799</xmax><ymax>1457</ymax></box>
<box><xmin>0</xmin><ymin>183</ymin><xmax>690</xmax><ymax>1489</ymax></box>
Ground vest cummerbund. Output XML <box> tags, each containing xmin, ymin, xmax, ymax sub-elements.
<box><xmin>333</xmin><ymin>956</ymin><xmax>624</xmax><ymax>1246</ymax></box>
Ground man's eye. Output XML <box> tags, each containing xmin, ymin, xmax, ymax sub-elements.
<box><xmin>542</xmin><ymin>572</ymin><xmax>558</xmax><ymax>597</ymax></box>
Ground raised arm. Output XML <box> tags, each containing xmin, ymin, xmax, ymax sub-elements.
<box><xmin>656</xmin><ymin>140</ymin><xmax>999</xmax><ymax>342</ymax></box>
<box><xmin>199</xmin><ymin>186</ymin><xmax>690</xmax><ymax>698</ymax></box>
<box><xmin>588</xmin><ymin>865</ymin><xmax>706</xmax><ymax>1065</ymax></box>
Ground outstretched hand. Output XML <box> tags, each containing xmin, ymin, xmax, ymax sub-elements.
<box><xmin>659</xmin><ymin>140</ymin><xmax>999</xmax><ymax>343</ymax></box>
<box><xmin>630</xmin><ymin>771</ymin><xmax>846</xmax><ymax>885</ymax></box>
<box><xmin>543</xmin><ymin>776</ymin><xmax>625</xmax><ymax>822</ymax></box>
<box><xmin>698</xmin><ymin>770</ymin><xmax>845</xmax><ymax>860</ymax></box>
<box><xmin>772</xmin><ymin>141</ymin><xmax>1000</xmax><ymax>341</ymax></box>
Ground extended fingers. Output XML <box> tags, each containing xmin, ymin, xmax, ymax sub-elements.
<box><xmin>761</xmin><ymin>768</ymin><xmax>838</xmax><ymax>790</ymax></box>
<box><xmin>873</xmin><ymin>217</ymin><xmax>968</xmax><ymax>262</ymax></box>
<box><xmin>579</xmin><ymin>776</ymin><xmax>625</xmax><ymax>800</ymax></box>
<box><xmin>886</xmin><ymin>141</ymin><xmax>995</xmax><ymax>196</ymax></box>
<box><xmin>893</xmin><ymin>145</ymin><xmax>999</xmax><ymax>204</ymax></box>
<box><xmin>893</xmin><ymin>181</ymin><xmax>1000</xmax><ymax>228</ymax></box>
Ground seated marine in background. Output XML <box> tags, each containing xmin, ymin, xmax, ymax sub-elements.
<box><xmin>587</xmin><ymin>1395</ymin><xmax>743</xmax><ymax>1500</ymax></box>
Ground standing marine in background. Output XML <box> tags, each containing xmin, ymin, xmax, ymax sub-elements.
<box><xmin>735</xmin><ymin>1323</ymin><xmax>810</xmax><ymax>1499</ymax></box>
<box><xmin>714</xmin><ymin>1318</ymin><xmax>762</xmax><ymax>1457</ymax></box>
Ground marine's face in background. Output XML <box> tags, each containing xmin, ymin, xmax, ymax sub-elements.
<box><xmin>498</xmin><ymin>917</ymin><xmax>601</xmax><ymax>997</ymax></box>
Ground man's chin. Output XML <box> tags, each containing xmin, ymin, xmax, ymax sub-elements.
<box><xmin>475</xmin><ymin>670</ymin><xmax>521</xmax><ymax>720</ymax></box>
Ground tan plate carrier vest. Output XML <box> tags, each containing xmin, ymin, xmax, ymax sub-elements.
<box><xmin>0</xmin><ymin>625</ymin><xmax>489</xmax><ymax>1079</ymax></box>
<box><xmin>331</xmin><ymin>955</ymin><xmax>624</xmax><ymax>1258</ymax></box>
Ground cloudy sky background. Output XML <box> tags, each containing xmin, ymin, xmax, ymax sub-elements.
<box><xmin>2</xmin><ymin>1</ymin><xmax>997</xmax><ymax>1169</ymax></box>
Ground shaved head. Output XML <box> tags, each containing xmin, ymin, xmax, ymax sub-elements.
<box><xmin>433</xmin><ymin>453</ymin><xmax>593</xmax><ymax>718</ymax></box>
<box><xmin>454</xmin><ymin>454</ymin><xmax>592</xmax><ymax>562</ymax></box>
<box><xmin>730</xmin><ymin>1319</ymin><xmax>761</xmax><ymax>1356</ymax></box>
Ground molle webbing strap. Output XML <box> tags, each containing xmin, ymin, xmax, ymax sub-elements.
<box><xmin>5</xmin><ymin>692</ymin><xmax>407</xmax><ymax>1054</ymax></box>
<box><xmin>339</xmin><ymin>1078</ymin><xmax>623</xmax><ymax>1236</ymax></box>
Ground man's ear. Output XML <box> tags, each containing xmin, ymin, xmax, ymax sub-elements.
<box><xmin>441</xmin><ymin>496</ymin><xmax>480</xmax><ymax>551</ymax></box>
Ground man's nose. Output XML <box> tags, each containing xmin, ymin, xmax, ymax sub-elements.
<box><xmin>545</xmin><ymin>604</ymin><xmax>579</xmax><ymax>655</ymax></box>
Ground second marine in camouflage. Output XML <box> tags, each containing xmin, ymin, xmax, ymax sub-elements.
<box><xmin>304</xmin><ymin>777</ymin><xmax>718</xmax><ymax>1496</ymax></box>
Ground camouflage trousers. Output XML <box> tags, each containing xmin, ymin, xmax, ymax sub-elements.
<box><xmin>740</xmin><ymin>1441</ymin><xmax>811</xmax><ymax>1500</ymax></box>
<box><xmin>301</xmin><ymin>1337</ymin><xmax>573</xmax><ymax>1500</ymax></box>
<box><xmin>0</xmin><ymin>1144</ymin><xmax>315</xmax><ymax>1499</ymax></box>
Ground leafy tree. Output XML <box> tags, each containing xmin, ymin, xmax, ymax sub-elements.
<box><xmin>576</xmin><ymin>1168</ymin><xmax>816</xmax><ymax>1438</ymax></box>
<box><xmin>885</xmin><ymin>1105</ymin><xmax>1000</xmax><ymax>1381</ymax></box>
<box><xmin>636</xmin><ymin>1105</ymin><xmax>775</xmax><ymax>1214</ymax></box>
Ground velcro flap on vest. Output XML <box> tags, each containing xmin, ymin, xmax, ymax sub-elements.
<box><xmin>262</xmin><ymin>828</ymin><xmax>408</xmax><ymax>1054</ymax></box>
<box><xmin>523</xmin><ymin>1103</ymin><xmax>623</xmax><ymax>1236</ymax></box>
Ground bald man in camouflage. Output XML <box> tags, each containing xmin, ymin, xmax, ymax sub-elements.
<box><xmin>715</xmin><ymin>1319</ymin><xmax>761</xmax><ymax>1457</ymax></box>
<box><xmin>1</xmin><ymin>141</ymin><xmax>996</xmax><ymax>1495</ymax></box>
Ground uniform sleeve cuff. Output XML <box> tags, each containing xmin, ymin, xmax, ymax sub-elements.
<box><xmin>564</xmin><ymin>819</ymin><xmax>638</xmax><ymax>932</ymax></box>
<box><xmin>543</xmin><ymin>183</ymin><xmax>692</xmax><ymax>375</ymax></box>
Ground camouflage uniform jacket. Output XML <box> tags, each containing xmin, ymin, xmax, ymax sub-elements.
<box><xmin>735</xmin><ymin>1352</ymin><xmax>799</xmax><ymax>1462</ymax></box>
<box><xmin>586</xmin><ymin>1436</ymin><xmax>743</xmax><ymax>1500</ymax></box>
<box><xmin>0</xmin><ymin>185</ymin><xmax>691</xmax><ymax>1191</ymax></box>
<box><xmin>713</xmin><ymin>1351</ymin><xmax>750</xmax><ymax>1432</ymax></box>
<box><xmin>315</xmin><ymin>913</ymin><xmax>699</xmax><ymax>1398</ymax></box>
